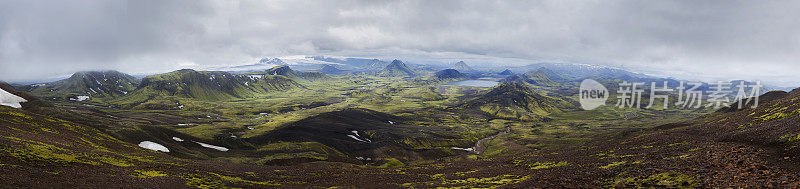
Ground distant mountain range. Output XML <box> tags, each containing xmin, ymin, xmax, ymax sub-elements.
<box><xmin>217</xmin><ymin>56</ymin><xmax>391</xmax><ymax>74</ymax></box>
<box><xmin>512</xmin><ymin>63</ymin><xmax>652</xmax><ymax>80</ymax></box>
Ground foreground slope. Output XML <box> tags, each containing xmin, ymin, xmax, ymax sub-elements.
<box><xmin>2</xmin><ymin>78</ymin><xmax>800</xmax><ymax>187</ymax></box>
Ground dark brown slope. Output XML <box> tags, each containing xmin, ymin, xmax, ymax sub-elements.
<box><xmin>716</xmin><ymin>90</ymin><xmax>789</xmax><ymax>113</ymax></box>
<box><xmin>501</xmin><ymin>87</ymin><xmax>800</xmax><ymax>187</ymax></box>
<box><xmin>250</xmin><ymin>108</ymin><xmax>473</xmax><ymax>161</ymax></box>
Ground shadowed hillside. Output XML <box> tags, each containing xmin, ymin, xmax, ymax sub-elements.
<box><xmin>250</xmin><ymin>108</ymin><xmax>478</xmax><ymax>162</ymax></box>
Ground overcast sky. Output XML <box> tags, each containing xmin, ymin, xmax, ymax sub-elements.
<box><xmin>1</xmin><ymin>0</ymin><xmax>799</xmax><ymax>86</ymax></box>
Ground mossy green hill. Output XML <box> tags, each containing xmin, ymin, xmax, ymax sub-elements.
<box><xmin>500</xmin><ymin>68</ymin><xmax>567</xmax><ymax>87</ymax></box>
<box><xmin>461</xmin><ymin>82</ymin><xmax>576</xmax><ymax>121</ymax></box>
<box><xmin>379</xmin><ymin>60</ymin><xmax>416</xmax><ymax>77</ymax></box>
<box><xmin>22</xmin><ymin>70</ymin><xmax>139</xmax><ymax>101</ymax></box>
<box><xmin>523</xmin><ymin>68</ymin><xmax>567</xmax><ymax>85</ymax></box>
<box><xmin>116</xmin><ymin>69</ymin><xmax>302</xmax><ymax>103</ymax></box>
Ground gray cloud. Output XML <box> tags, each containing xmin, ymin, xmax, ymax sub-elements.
<box><xmin>1</xmin><ymin>0</ymin><xmax>799</xmax><ymax>86</ymax></box>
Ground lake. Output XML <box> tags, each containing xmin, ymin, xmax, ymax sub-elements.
<box><xmin>443</xmin><ymin>80</ymin><xmax>499</xmax><ymax>87</ymax></box>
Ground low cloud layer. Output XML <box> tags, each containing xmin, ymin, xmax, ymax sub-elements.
<box><xmin>1</xmin><ymin>0</ymin><xmax>799</xmax><ymax>86</ymax></box>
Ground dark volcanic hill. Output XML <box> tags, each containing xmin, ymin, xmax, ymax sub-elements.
<box><xmin>498</xmin><ymin>69</ymin><xmax>513</xmax><ymax>75</ymax></box>
<box><xmin>379</xmin><ymin>59</ymin><xmax>416</xmax><ymax>77</ymax></box>
<box><xmin>122</xmin><ymin>69</ymin><xmax>301</xmax><ymax>102</ymax></box>
<box><xmin>22</xmin><ymin>71</ymin><xmax>139</xmax><ymax>101</ymax></box>
<box><xmin>433</xmin><ymin>69</ymin><xmax>467</xmax><ymax>80</ymax></box>
<box><xmin>249</xmin><ymin>65</ymin><xmax>328</xmax><ymax>81</ymax></box>
<box><xmin>251</xmin><ymin>108</ymin><xmax>471</xmax><ymax>160</ymax></box>
<box><xmin>460</xmin><ymin>82</ymin><xmax>576</xmax><ymax>121</ymax></box>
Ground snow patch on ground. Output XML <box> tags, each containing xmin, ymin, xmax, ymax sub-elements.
<box><xmin>347</xmin><ymin>135</ymin><xmax>369</xmax><ymax>142</ymax></box>
<box><xmin>172</xmin><ymin>137</ymin><xmax>184</xmax><ymax>142</ymax></box>
<box><xmin>138</xmin><ymin>141</ymin><xmax>169</xmax><ymax>152</ymax></box>
<box><xmin>347</xmin><ymin>130</ymin><xmax>372</xmax><ymax>143</ymax></box>
<box><xmin>75</xmin><ymin>96</ymin><xmax>89</xmax><ymax>102</ymax></box>
<box><xmin>0</xmin><ymin>88</ymin><xmax>27</xmax><ymax>109</ymax></box>
<box><xmin>194</xmin><ymin>142</ymin><xmax>229</xmax><ymax>151</ymax></box>
<box><xmin>451</xmin><ymin>147</ymin><xmax>474</xmax><ymax>152</ymax></box>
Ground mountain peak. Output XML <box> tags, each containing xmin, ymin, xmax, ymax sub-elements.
<box><xmin>380</xmin><ymin>59</ymin><xmax>416</xmax><ymax>77</ymax></box>
<box><xmin>267</xmin><ymin>65</ymin><xmax>294</xmax><ymax>75</ymax></box>
<box><xmin>450</xmin><ymin>61</ymin><xmax>476</xmax><ymax>73</ymax></box>
<box><xmin>259</xmin><ymin>57</ymin><xmax>286</xmax><ymax>65</ymax></box>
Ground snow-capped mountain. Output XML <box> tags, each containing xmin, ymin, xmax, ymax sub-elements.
<box><xmin>218</xmin><ymin>55</ymin><xmax>389</xmax><ymax>73</ymax></box>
